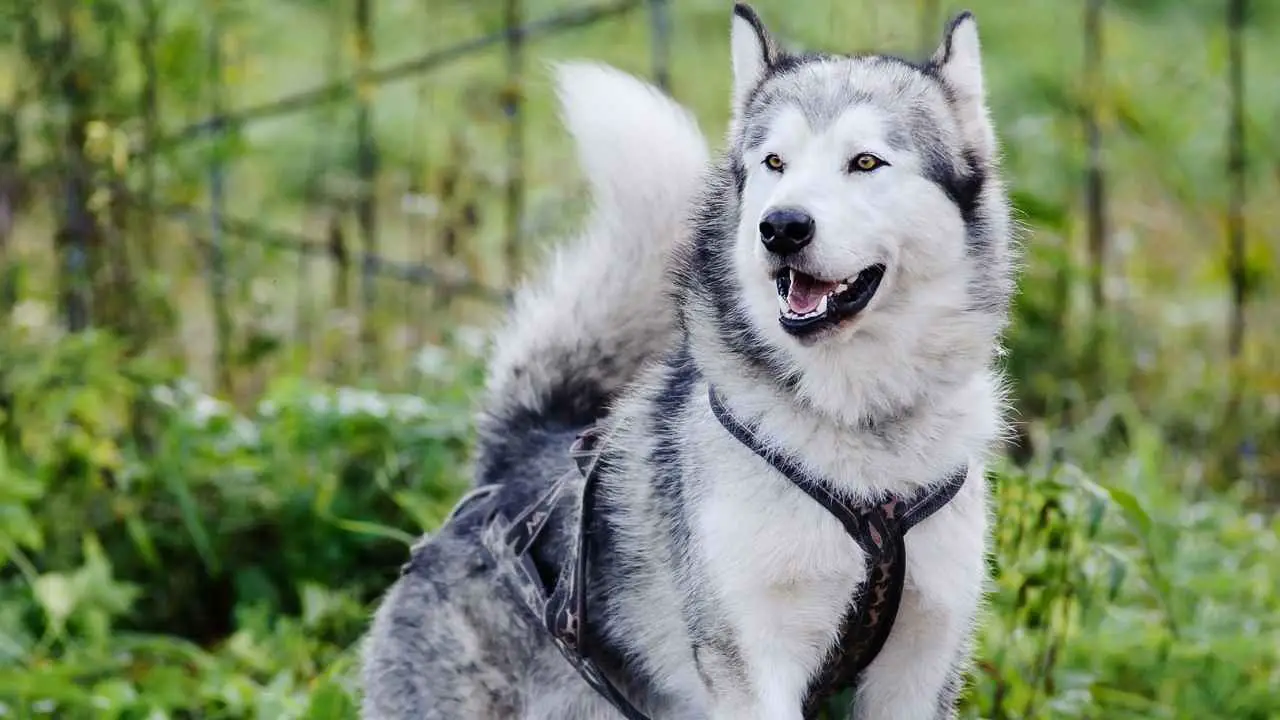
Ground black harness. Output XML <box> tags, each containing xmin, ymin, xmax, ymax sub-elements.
<box><xmin>454</xmin><ymin>386</ymin><xmax>967</xmax><ymax>719</ymax></box>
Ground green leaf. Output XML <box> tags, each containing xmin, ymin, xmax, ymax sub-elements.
<box><xmin>125</xmin><ymin>513</ymin><xmax>161</xmax><ymax>568</ymax></box>
<box><xmin>158</xmin><ymin>432</ymin><xmax>219</xmax><ymax>573</ymax></box>
<box><xmin>33</xmin><ymin>573</ymin><xmax>78</xmax><ymax>633</ymax></box>
<box><xmin>1100</xmin><ymin>485</ymin><xmax>1154</xmax><ymax>539</ymax></box>
<box><xmin>331</xmin><ymin>518</ymin><xmax>416</xmax><ymax>546</ymax></box>
<box><xmin>1097</xmin><ymin>544</ymin><xmax>1133</xmax><ymax>601</ymax></box>
<box><xmin>304</xmin><ymin>678</ymin><xmax>354</xmax><ymax>720</ymax></box>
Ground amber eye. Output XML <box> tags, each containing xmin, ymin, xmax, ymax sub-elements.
<box><xmin>850</xmin><ymin>153</ymin><xmax>887</xmax><ymax>173</ymax></box>
<box><xmin>763</xmin><ymin>153</ymin><xmax>785</xmax><ymax>172</ymax></box>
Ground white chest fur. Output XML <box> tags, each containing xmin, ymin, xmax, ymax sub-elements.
<box><xmin>697</xmin><ymin>453</ymin><xmax>863</xmax><ymax>715</ymax></box>
<box><xmin>684</xmin><ymin>389</ymin><xmax>993</xmax><ymax>720</ymax></box>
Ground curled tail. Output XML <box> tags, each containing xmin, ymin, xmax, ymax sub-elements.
<box><xmin>475</xmin><ymin>62</ymin><xmax>709</xmax><ymax>475</ymax></box>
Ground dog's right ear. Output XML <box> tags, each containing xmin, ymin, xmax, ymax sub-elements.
<box><xmin>730</xmin><ymin>3</ymin><xmax>776</xmax><ymax>111</ymax></box>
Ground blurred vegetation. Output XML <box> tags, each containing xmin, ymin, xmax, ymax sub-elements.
<box><xmin>0</xmin><ymin>0</ymin><xmax>1277</xmax><ymax>718</ymax></box>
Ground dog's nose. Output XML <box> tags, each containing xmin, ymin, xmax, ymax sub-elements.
<box><xmin>759</xmin><ymin>208</ymin><xmax>815</xmax><ymax>256</ymax></box>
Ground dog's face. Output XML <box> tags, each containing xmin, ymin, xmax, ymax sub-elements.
<box><xmin>725</xmin><ymin>4</ymin><xmax>1010</xmax><ymax>355</ymax></box>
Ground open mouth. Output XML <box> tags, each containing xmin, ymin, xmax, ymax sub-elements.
<box><xmin>774</xmin><ymin>263</ymin><xmax>887</xmax><ymax>337</ymax></box>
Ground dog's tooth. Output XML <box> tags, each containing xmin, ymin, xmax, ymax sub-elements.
<box><xmin>816</xmin><ymin>294</ymin><xmax>828</xmax><ymax>316</ymax></box>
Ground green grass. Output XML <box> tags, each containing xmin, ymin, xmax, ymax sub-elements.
<box><xmin>1</xmin><ymin>0</ymin><xmax>1278</xmax><ymax>718</ymax></box>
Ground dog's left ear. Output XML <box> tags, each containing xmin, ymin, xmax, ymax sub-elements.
<box><xmin>730</xmin><ymin>3</ymin><xmax>777</xmax><ymax>111</ymax></box>
<box><xmin>931</xmin><ymin>12</ymin><xmax>995</xmax><ymax>158</ymax></box>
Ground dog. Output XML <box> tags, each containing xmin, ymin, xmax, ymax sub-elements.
<box><xmin>359</xmin><ymin>4</ymin><xmax>1016</xmax><ymax>719</ymax></box>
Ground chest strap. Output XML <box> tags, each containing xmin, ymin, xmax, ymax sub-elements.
<box><xmin>706</xmin><ymin>387</ymin><xmax>967</xmax><ymax>718</ymax></box>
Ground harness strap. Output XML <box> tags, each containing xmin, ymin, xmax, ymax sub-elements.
<box><xmin>465</xmin><ymin>386</ymin><xmax>966</xmax><ymax>720</ymax></box>
<box><xmin>478</xmin><ymin>427</ymin><xmax>650</xmax><ymax>720</ymax></box>
<box><xmin>706</xmin><ymin>387</ymin><xmax>967</xmax><ymax>717</ymax></box>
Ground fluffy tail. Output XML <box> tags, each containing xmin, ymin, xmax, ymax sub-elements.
<box><xmin>476</xmin><ymin>62</ymin><xmax>709</xmax><ymax>461</ymax></box>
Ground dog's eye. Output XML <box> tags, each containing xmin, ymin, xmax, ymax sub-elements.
<box><xmin>849</xmin><ymin>153</ymin><xmax>888</xmax><ymax>173</ymax></box>
<box><xmin>763</xmin><ymin>153</ymin><xmax>785</xmax><ymax>172</ymax></box>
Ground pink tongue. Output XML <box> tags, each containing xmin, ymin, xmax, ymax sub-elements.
<box><xmin>787</xmin><ymin>274</ymin><xmax>838</xmax><ymax>314</ymax></box>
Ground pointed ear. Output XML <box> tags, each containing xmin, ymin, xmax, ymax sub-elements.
<box><xmin>731</xmin><ymin>3</ymin><xmax>776</xmax><ymax>110</ymax></box>
<box><xmin>931</xmin><ymin>12</ymin><xmax>995</xmax><ymax>156</ymax></box>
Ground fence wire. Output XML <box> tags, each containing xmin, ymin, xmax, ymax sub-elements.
<box><xmin>0</xmin><ymin>0</ymin><xmax>1259</xmax><ymax>394</ymax></box>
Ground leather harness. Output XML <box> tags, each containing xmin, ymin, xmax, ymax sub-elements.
<box><xmin>436</xmin><ymin>385</ymin><xmax>968</xmax><ymax>719</ymax></box>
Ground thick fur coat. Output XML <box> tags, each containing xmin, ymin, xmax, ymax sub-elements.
<box><xmin>359</xmin><ymin>5</ymin><xmax>1017</xmax><ymax>719</ymax></box>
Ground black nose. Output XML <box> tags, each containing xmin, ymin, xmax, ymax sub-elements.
<box><xmin>759</xmin><ymin>208</ymin><xmax>815</xmax><ymax>256</ymax></box>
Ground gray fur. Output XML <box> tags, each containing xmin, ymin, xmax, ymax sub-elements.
<box><xmin>360</xmin><ymin>5</ymin><xmax>1017</xmax><ymax>719</ymax></box>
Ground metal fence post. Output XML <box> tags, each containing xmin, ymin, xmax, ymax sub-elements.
<box><xmin>355</xmin><ymin>0</ymin><xmax>380</xmax><ymax>372</ymax></box>
<box><xmin>207</xmin><ymin>0</ymin><xmax>233</xmax><ymax>393</ymax></box>
<box><xmin>1083</xmin><ymin>0</ymin><xmax>1107</xmax><ymax>311</ymax></box>
<box><xmin>1226</xmin><ymin>0</ymin><xmax>1248</xmax><ymax>358</ymax></box>
<box><xmin>504</xmin><ymin>0</ymin><xmax>526</xmax><ymax>283</ymax></box>
<box><xmin>649</xmin><ymin>0</ymin><xmax>670</xmax><ymax>91</ymax></box>
<box><xmin>140</xmin><ymin>0</ymin><xmax>160</xmax><ymax>272</ymax></box>
<box><xmin>55</xmin><ymin>7</ymin><xmax>91</xmax><ymax>332</ymax></box>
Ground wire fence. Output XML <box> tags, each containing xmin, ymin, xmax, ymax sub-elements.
<box><xmin>0</xmin><ymin>0</ymin><xmax>1259</xmax><ymax>397</ymax></box>
<box><xmin>1</xmin><ymin>0</ymin><xmax>672</xmax><ymax>392</ymax></box>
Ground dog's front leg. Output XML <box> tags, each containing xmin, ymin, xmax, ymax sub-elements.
<box><xmin>692</xmin><ymin>634</ymin><xmax>813</xmax><ymax>720</ymax></box>
<box><xmin>846</xmin><ymin>590</ymin><xmax>972</xmax><ymax>720</ymax></box>
<box><xmin>850</xmin><ymin>522</ymin><xmax>984</xmax><ymax>719</ymax></box>
<box><xmin>694</xmin><ymin>644</ymin><xmax>804</xmax><ymax>720</ymax></box>
<box><xmin>706</xmin><ymin>695</ymin><xmax>804</xmax><ymax>720</ymax></box>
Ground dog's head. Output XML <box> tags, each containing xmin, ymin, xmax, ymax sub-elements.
<box><xmin>681</xmin><ymin>3</ymin><xmax>1015</xmax><ymax>422</ymax></box>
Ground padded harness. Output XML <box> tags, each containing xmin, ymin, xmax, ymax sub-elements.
<box><xmin>441</xmin><ymin>386</ymin><xmax>967</xmax><ymax>719</ymax></box>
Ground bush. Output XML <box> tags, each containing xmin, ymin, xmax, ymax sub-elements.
<box><xmin>2</xmin><ymin>307</ymin><xmax>1276</xmax><ymax>719</ymax></box>
<box><xmin>0</xmin><ymin>315</ymin><xmax>480</xmax><ymax>718</ymax></box>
